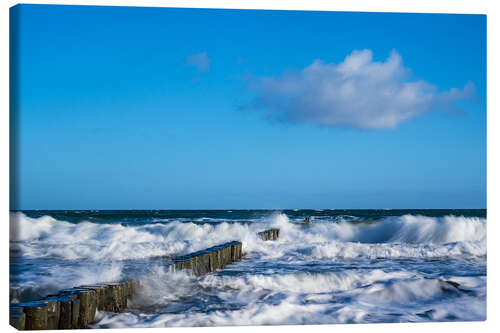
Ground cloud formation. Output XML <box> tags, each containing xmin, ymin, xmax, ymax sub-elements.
<box><xmin>186</xmin><ymin>51</ymin><xmax>211</xmax><ymax>72</ymax></box>
<box><xmin>246</xmin><ymin>50</ymin><xmax>475</xmax><ymax>129</ymax></box>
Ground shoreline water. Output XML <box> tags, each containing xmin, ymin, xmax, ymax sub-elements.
<box><xmin>10</xmin><ymin>209</ymin><xmax>487</xmax><ymax>327</ymax></box>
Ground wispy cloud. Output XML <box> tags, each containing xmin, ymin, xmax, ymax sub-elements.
<box><xmin>185</xmin><ymin>51</ymin><xmax>211</xmax><ymax>73</ymax></box>
<box><xmin>244</xmin><ymin>49</ymin><xmax>475</xmax><ymax>129</ymax></box>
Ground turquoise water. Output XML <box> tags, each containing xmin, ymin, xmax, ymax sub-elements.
<box><xmin>10</xmin><ymin>209</ymin><xmax>486</xmax><ymax>327</ymax></box>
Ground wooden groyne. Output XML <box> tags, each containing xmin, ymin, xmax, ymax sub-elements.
<box><xmin>171</xmin><ymin>241</ymin><xmax>243</xmax><ymax>276</ymax></box>
<box><xmin>8</xmin><ymin>242</ymin><xmax>242</xmax><ymax>330</ymax></box>
<box><xmin>10</xmin><ymin>280</ymin><xmax>142</xmax><ymax>330</ymax></box>
<box><xmin>10</xmin><ymin>229</ymin><xmax>279</xmax><ymax>330</ymax></box>
<box><xmin>258</xmin><ymin>228</ymin><xmax>280</xmax><ymax>241</ymax></box>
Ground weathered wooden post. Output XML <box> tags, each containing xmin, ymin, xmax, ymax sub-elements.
<box><xmin>237</xmin><ymin>241</ymin><xmax>242</xmax><ymax>260</ymax></box>
<box><xmin>201</xmin><ymin>251</ymin><xmax>211</xmax><ymax>273</ymax></box>
<box><xmin>117</xmin><ymin>282</ymin><xmax>127</xmax><ymax>310</ymax></box>
<box><xmin>225</xmin><ymin>244</ymin><xmax>231</xmax><ymax>263</ymax></box>
<box><xmin>59</xmin><ymin>293</ymin><xmax>80</xmax><ymax>329</ymax></box>
<box><xmin>198</xmin><ymin>252</ymin><xmax>207</xmax><ymax>275</ymax></box>
<box><xmin>230</xmin><ymin>242</ymin><xmax>236</xmax><ymax>261</ymax></box>
<box><xmin>123</xmin><ymin>281</ymin><xmax>132</xmax><ymax>299</ymax></box>
<box><xmin>76</xmin><ymin>289</ymin><xmax>96</xmax><ymax>326</ymax></box>
<box><xmin>258</xmin><ymin>228</ymin><xmax>280</xmax><ymax>241</ymax></box>
<box><xmin>57</xmin><ymin>296</ymin><xmax>73</xmax><ymax>329</ymax></box>
<box><xmin>175</xmin><ymin>257</ymin><xmax>191</xmax><ymax>272</ymax></box>
<box><xmin>221</xmin><ymin>245</ymin><xmax>227</xmax><ymax>267</ymax></box>
<box><xmin>37</xmin><ymin>298</ymin><xmax>60</xmax><ymax>330</ymax></box>
<box><xmin>226</xmin><ymin>243</ymin><xmax>231</xmax><ymax>264</ymax></box>
<box><xmin>60</xmin><ymin>288</ymin><xmax>97</xmax><ymax>328</ymax></box>
<box><xmin>124</xmin><ymin>280</ymin><xmax>133</xmax><ymax>301</ymax></box>
<box><xmin>229</xmin><ymin>241</ymin><xmax>241</xmax><ymax>262</ymax></box>
<box><xmin>18</xmin><ymin>301</ymin><xmax>49</xmax><ymax>330</ymax></box>
<box><xmin>221</xmin><ymin>244</ymin><xmax>227</xmax><ymax>266</ymax></box>
<box><xmin>104</xmin><ymin>283</ymin><xmax>126</xmax><ymax>313</ymax></box>
<box><xmin>44</xmin><ymin>295</ymin><xmax>73</xmax><ymax>329</ymax></box>
<box><xmin>165</xmin><ymin>240</ymin><xmax>244</xmax><ymax>276</ymax></box>
<box><xmin>95</xmin><ymin>284</ymin><xmax>113</xmax><ymax>312</ymax></box>
<box><xmin>51</xmin><ymin>293</ymin><xmax>80</xmax><ymax>329</ymax></box>
<box><xmin>80</xmin><ymin>285</ymin><xmax>107</xmax><ymax>311</ymax></box>
<box><xmin>188</xmin><ymin>254</ymin><xmax>199</xmax><ymax>276</ymax></box>
<box><xmin>216</xmin><ymin>246</ymin><xmax>223</xmax><ymax>269</ymax></box>
<box><xmin>209</xmin><ymin>249</ymin><xmax>217</xmax><ymax>271</ymax></box>
<box><xmin>9</xmin><ymin>309</ymin><xmax>26</xmax><ymax>330</ymax></box>
<box><xmin>233</xmin><ymin>241</ymin><xmax>242</xmax><ymax>260</ymax></box>
<box><xmin>124</xmin><ymin>280</ymin><xmax>131</xmax><ymax>297</ymax></box>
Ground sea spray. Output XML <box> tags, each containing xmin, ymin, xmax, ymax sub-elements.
<box><xmin>10</xmin><ymin>210</ymin><xmax>486</xmax><ymax>326</ymax></box>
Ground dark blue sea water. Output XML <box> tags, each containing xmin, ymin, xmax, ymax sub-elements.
<box><xmin>10</xmin><ymin>209</ymin><xmax>486</xmax><ymax>327</ymax></box>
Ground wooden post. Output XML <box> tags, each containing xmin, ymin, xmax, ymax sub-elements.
<box><xmin>226</xmin><ymin>244</ymin><xmax>231</xmax><ymax>264</ymax></box>
<box><xmin>104</xmin><ymin>283</ymin><xmax>126</xmax><ymax>313</ymax></box>
<box><xmin>76</xmin><ymin>289</ymin><xmax>96</xmax><ymax>326</ymax></box>
<box><xmin>234</xmin><ymin>241</ymin><xmax>242</xmax><ymax>259</ymax></box>
<box><xmin>166</xmin><ymin>241</ymin><xmax>245</xmax><ymax>276</ymax></box>
<box><xmin>221</xmin><ymin>246</ymin><xmax>227</xmax><ymax>267</ymax></box>
<box><xmin>230</xmin><ymin>242</ymin><xmax>236</xmax><ymax>261</ymax></box>
<box><xmin>123</xmin><ymin>281</ymin><xmax>130</xmax><ymax>299</ymax></box>
<box><xmin>60</xmin><ymin>288</ymin><xmax>96</xmax><ymax>328</ymax></box>
<box><xmin>202</xmin><ymin>252</ymin><xmax>211</xmax><ymax>273</ymax></box>
<box><xmin>52</xmin><ymin>293</ymin><xmax>80</xmax><ymax>329</ymax></box>
<box><xmin>37</xmin><ymin>298</ymin><xmax>60</xmax><ymax>330</ymax></box>
<box><xmin>10</xmin><ymin>310</ymin><xmax>26</xmax><ymax>330</ymax></box>
<box><xmin>44</xmin><ymin>296</ymin><xmax>73</xmax><ymax>329</ymax></box>
<box><xmin>188</xmin><ymin>254</ymin><xmax>199</xmax><ymax>276</ymax></box>
<box><xmin>123</xmin><ymin>280</ymin><xmax>133</xmax><ymax>298</ymax></box>
<box><xmin>58</xmin><ymin>293</ymin><xmax>80</xmax><ymax>329</ymax></box>
<box><xmin>258</xmin><ymin>229</ymin><xmax>280</xmax><ymax>241</ymax></box>
<box><xmin>18</xmin><ymin>301</ymin><xmax>48</xmax><ymax>330</ymax></box>
<box><xmin>80</xmin><ymin>285</ymin><xmax>107</xmax><ymax>311</ymax></box>
<box><xmin>209</xmin><ymin>250</ymin><xmax>217</xmax><ymax>271</ymax></box>
<box><xmin>216</xmin><ymin>247</ymin><xmax>223</xmax><ymax>269</ymax></box>
<box><xmin>58</xmin><ymin>296</ymin><xmax>73</xmax><ymax>330</ymax></box>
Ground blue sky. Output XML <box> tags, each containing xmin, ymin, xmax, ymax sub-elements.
<box><xmin>10</xmin><ymin>5</ymin><xmax>486</xmax><ymax>209</ymax></box>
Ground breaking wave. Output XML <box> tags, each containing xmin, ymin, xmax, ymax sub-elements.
<box><xmin>91</xmin><ymin>267</ymin><xmax>486</xmax><ymax>327</ymax></box>
<box><xmin>10</xmin><ymin>211</ymin><xmax>487</xmax><ymax>325</ymax></box>
<box><xmin>10</xmin><ymin>212</ymin><xmax>486</xmax><ymax>262</ymax></box>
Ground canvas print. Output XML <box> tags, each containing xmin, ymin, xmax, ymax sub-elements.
<box><xmin>9</xmin><ymin>4</ymin><xmax>486</xmax><ymax>330</ymax></box>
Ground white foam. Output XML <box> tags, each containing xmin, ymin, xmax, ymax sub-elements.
<box><xmin>90</xmin><ymin>270</ymin><xmax>486</xmax><ymax>327</ymax></box>
<box><xmin>10</xmin><ymin>210</ymin><xmax>487</xmax><ymax>323</ymax></box>
<box><xmin>10</xmin><ymin>263</ymin><xmax>123</xmax><ymax>302</ymax></box>
<box><xmin>10</xmin><ymin>212</ymin><xmax>487</xmax><ymax>262</ymax></box>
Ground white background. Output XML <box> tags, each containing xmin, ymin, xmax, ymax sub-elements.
<box><xmin>1</xmin><ymin>1</ymin><xmax>498</xmax><ymax>332</ymax></box>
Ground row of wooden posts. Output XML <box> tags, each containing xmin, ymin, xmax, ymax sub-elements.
<box><xmin>171</xmin><ymin>240</ymin><xmax>243</xmax><ymax>276</ymax></box>
<box><xmin>10</xmin><ymin>228</ymin><xmax>280</xmax><ymax>330</ymax></box>
<box><xmin>9</xmin><ymin>280</ymin><xmax>141</xmax><ymax>330</ymax></box>
<box><xmin>258</xmin><ymin>228</ymin><xmax>280</xmax><ymax>241</ymax></box>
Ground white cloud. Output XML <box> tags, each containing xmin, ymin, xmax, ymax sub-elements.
<box><xmin>186</xmin><ymin>51</ymin><xmax>211</xmax><ymax>72</ymax></box>
<box><xmin>246</xmin><ymin>49</ymin><xmax>475</xmax><ymax>129</ymax></box>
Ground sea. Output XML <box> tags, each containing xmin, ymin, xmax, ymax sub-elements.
<box><xmin>9</xmin><ymin>209</ymin><xmax>486</xmax><ymax>327</ymax></box>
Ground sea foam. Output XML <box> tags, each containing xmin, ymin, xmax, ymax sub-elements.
<box><xmin>10</xmin><ymin>212</ymin><xmax>486</xmax><ymax>262</ymax></box>
<box><xmin>10</xmin><ymin>211</ymin><xmax>487</xmax><ymax>326</ymax></box>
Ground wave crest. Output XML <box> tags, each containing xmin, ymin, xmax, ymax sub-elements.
<box><xmin>10</xmin><ymin>212</ymin><xmax>486</xmax><ymax>262</ymax></box>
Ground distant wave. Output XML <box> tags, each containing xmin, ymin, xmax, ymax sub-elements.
<box><xmin>10</xmin><ymin>212</ymin><xmax>486</xmax><ymax>262</ymax></box>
